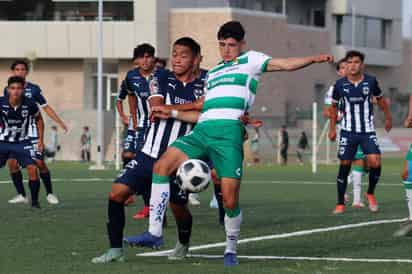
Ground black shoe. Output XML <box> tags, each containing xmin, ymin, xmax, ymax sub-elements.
<box><xmin>31</xmin><ymin>202</ymin><xmax>41</xmax><ymax>209</ymax></box>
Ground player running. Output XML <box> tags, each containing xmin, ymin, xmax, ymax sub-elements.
<box><xmin>91</xmin><ymin>37</ymin><xmax>206</xmax><ymax>263</ymax></box>
<box><xmin>324</xmin><ymin>58</ymin><xmax>367</xmax><ymax>207</ymax></box>
<box><xmin>1</xmin><ymin>76</ymin><xmax>45</xmax><ymax>208</ymax></box>
<box><xmin>127</xmin><ymin>21</ymin><xmax>332</xmax><ymax>266</ymax></box>
<box><xmin>328</xmin><ymin>50</ymin><xmax>392</xmax><ymax>214</ymax></box>
<box><xmin>6</xmin><ymin>60</ymin><xmax>67</xmax><ymax>205</ymax></box>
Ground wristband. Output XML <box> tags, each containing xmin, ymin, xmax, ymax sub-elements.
<box><xmin>171</xmin><ymin>110</ymin><xmax>179</xmax><ymax>118</ymax></box>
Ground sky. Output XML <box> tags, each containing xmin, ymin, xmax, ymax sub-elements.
<box><xmin>403</xmin><ymin>0</ymin><xmax>412</xmax><ymax>37</ymax></box>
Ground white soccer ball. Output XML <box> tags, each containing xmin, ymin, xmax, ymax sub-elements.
<box><xmin>176</xmin><ymin>159</ymin><xmax>211</xmax><ymax>193</ymax></box>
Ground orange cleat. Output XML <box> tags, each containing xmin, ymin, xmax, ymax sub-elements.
<box><xmin>133</xmin><ymin>206</ymin><xmax>150</xmax><ymax>220</ymax></box>
<box><xmin>333</xmin><ymin>204</ymin><xmax>345</xmax><ymax>214</ymax></box>
<box><xmin>365</xmin><ymin>193</ymin><xmax>379</xmax><ymax>212</ymax></box>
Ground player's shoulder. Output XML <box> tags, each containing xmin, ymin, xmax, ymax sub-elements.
<box><xmin>26</xmin><ymin>81</ymin><xmax>42</xmax><ymax>92</ymax></box>
<box><xmin>23</xmin><ymin>96</ymin><xmax>38</xmax><ymax>108</ymax></box>
<box><xmin>334</xmin><ymin>77</ymin><xmax>348</xmax><ymax>87</ymax></box>
<box><xmin>364</xmin><ymin>73</ymin><xmax>378</xmax><ymax>84</ymax></box>
<box><xmin>126</xmin><ymin>68</ymin><xmax>141</xmax><ymax>79</ymax></box>
<box><xmin>0</xmin><ymin>96</ymin><xmax>7</xmax><ymax>105</ymax></box>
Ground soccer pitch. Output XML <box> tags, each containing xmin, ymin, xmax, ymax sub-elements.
<box><xmin>1</xmin><ymin>158</ymin><xmax>411</xmax><ymax>274</ymax></box>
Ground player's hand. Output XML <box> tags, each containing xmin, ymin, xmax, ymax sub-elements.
<box><xmin>151</xmin><ymin>106</ymin><xmax>172</xmax><ymax>120</ymax></box>
<box><xmin>313</xmin><ymin>54</ymin><xmax>334</xmax><ymax>63</ymax></box>
<box><xmin>37</xmin><ymin>142</ymin><xmax>44</xmax><ymax>152</ymax></box>
<box><xmin>385</xmin><ymin>117</ymin><xmax>392</xmax><ymax>132</ymax></box>
<box><xmin>60</xmin><ymin>122</ymin><xmax>68</xmax><ymax>133</ymax></box>
<box><xmin>120</xmin><ymin>115</ymin><xmax>129</xmax><ymax>125</ymax></box>
<box><xmin>328</xmin><ymin>128</ymin><xmax>337</xmax><ymax>141</ymax></box>
<box><xmin>239</xmin><ymin>113</ymin><xmax>263</xmax><ymax>128</ymax></box>
<box><xmin>404</xmin><ymin>116</ymin><xmax>412</xmax><ymax>128</ymax></box>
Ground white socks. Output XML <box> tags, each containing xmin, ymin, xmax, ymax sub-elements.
<box><xmin>351</xmin><ymin>170</ymin><xmax>363</xmax><ymax>204</ymax></box>
<box><xmin>224</xmin><ymin>210</ymin><xmax>242</xmax><ymax>254</ymax></box>
<box><xmin>406</xmin><ymin>189</ymin><xmax>412</xmax><ymax>221</ymax></box>
<box><xmin>148</xmin><ymin>176</ymin><xmax>170</xmax><ymax>237</ymax></box>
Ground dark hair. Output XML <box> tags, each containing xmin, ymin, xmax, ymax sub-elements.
<box><xmin>345</xmin><ymin>50</ymin><xmax>365</xmax><ymax>62</ymax></box>
<box><xmin>84</xmin><ymin>126</ymin><xmax>89</xmax><ymax>131</ymax></box>
<box><xmin>336</xmin><ymin>58</ymin><xmax>346</xmax><ymax>71</ymax></box>
<box><xmin>11</xmin><ymin>60</ymin><xmax>29</xmax><ymax>71</ymax></box>
<box><xmin>173</xmin><ymin>37</ymin><xmax>201</xmax><ymax>56</ymax></box>
<box><xmin>7</xmin><ymin>76</ymin><xmax>25</xmax><ymax>87</ymax></box>
<box><xmin>155</xmin><ymin>58</ymin><xmax>167</xmax><ymax>68</ymax></box>
<box><xmin>133</xmin><ymin>43</ymin><xmax>155</xmax><ymax>59</ymax></box>
<box><xmin>217</xmin><ymin>21</ymin><xmax>245</xmax><ymax>42</ymax></box>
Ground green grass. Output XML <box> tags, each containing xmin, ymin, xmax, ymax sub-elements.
<box><xmin>0</xmin><ymin>159</ymin><xmax>411</xmax><ymax>274</ymax></box>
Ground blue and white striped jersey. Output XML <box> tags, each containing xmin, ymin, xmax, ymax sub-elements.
<box><xmin>142</xmin><ymin>69</ymin><xmax>206</xmax><ymax>159</ymax></box>
<box><xmin>332</xmin><ymin>74</ymin><xmax>383</xmax><ymax>133</ymax></box>
<box><xmin>0</xmin><ymin>96</ymin><xmax>40</xmax><ymax>143</ymax></box>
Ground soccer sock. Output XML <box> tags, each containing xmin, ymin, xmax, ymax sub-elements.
<box><xmin>224</xmin><ymin>206</ymin><xmax>242</xmax><ymax>254</ymax></box>
<box><xmin>11</xmin><ymin>171</ymin><xmax>25</xmax><ymax>197</ymax></box>
<box><xmin>367</xmin><ymin>167</ymin><xmax>381</xmax><ymax>195</ymax></box>
<box><xmin>351</xmin><ymin>168</ymin><xmax>363</xmax><ymax>204</ymax></box>
<box><xmin>148</xmin><ymin>174</ymin><xmax>170</xmax><ymax>237</ymax></box>
<box><xmin>40</xmin><ymin>171</ymin><xmax>53</xmax><ymax>195</ymax></box>
<box><xmin>107</xmin><ymin>199</ymin><xmax>125</xmax><ymax>248</ymax></box>
<box><xmin>28</xmin><ymin>179</ymin><xmax>40</xmax><ymax>205</ymax></box>
<box><xmin>214</xmin><ymin>184</ymin><xmax>225</xmax><ymax>224</ymax></box>
<box><xmin>337</xmin><ymin>164</ymin><xmax>351</xmax><ymax>205</ymax></box>
<box><xmin>176</xmin><ymin>213</ymin><xmax>192</xmax><ymax>245</ymax></box>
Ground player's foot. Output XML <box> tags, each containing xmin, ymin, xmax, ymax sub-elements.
<box><xmin>189</xmin><ymin>194</ymin><xmax>200</xmax><ymax>206</ymax></box>
<box><xmin>91</xmin><ymin>248</ymin><xmax>125</xmax><ymax>264</ymax></box>
<box><xmin>31</xmin><ymin>202</ymin><xmax>41</xmax><ymax>209</ymax></box>
<box><xmin>224</xmin><ymin>252</ymin><xmax>239</xmax><ymax>266</ymax></box>
<box><xmin>209</xmin><ymin>196</ymin><xmax>218</xmax><ymax>209</ymax></box>
<box><xmin>46</xmin><ymin>193</ymin><xmax>59</xmax><ymax>205</ymax></box>
<box><xmin>132</xmin><ymin>206</ymin><xmax>149</xmax><ymax>220</ymax></box>
<box><xmin>351</xmin><ymin>202</ymin><xmax>365</xmax><ymax>208</ymax></box>
<box><xmin>8</xmin><ymin>194</ymin><xmax>29</xmax><ymax>204</ymax></box>
<box><xmin>168</xmin><ymin>242</ymin><xmax>189</xmax><ymax>260</ymax></box>
<box><xmin>365</xmin><ymin>193</ymin><xmax>379</xmax><ymax>212</ymax></box>
<box><xmin>393</xmin><ymin>221</ymin><xmax>412</xmax><ymax>237</ymax></box>
<box><xmin>124</xmin><ymin>195</ymin><xmax>136</xmax><ymax>206</ymax></box>
<box><xmin>333</xmin><ymin>204</ymin><xmax>345</xmax><ymax>214</ymax></box>
<box><xmin>123</xmin><ymin>231</ymin><xmax>164</xmax><ymax>249</ymax></box>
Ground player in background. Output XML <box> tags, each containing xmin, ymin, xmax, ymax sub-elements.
<box><xmin>324</xmin><ymin>58</ymin><xmax>367</xmax><ymax>207</ymax></box>
<box><xmin>6</xmin><ymin>60</ymin><xmax>67</xmax><ymax>205</ymax></box>
<box><xmin>393</xmin><ymin>95</ymin><xmax>412</xmax><ymax>236</ymax></box>
<box><xmin>1</xmin><ymin>76</ymin><xmax>45</xmax><ymax>208</ymax></box>
<box><xmin>128</xmin><ymin>21</ymin><xmax>332</xmax><ymax>266</ymax></box>
<box><xmin>91</xmin><ymin>37</ymin><xmax>205</xmax><ymax>263</ymax></box>
<box><xmin>328</xmin><ymin>50</ymin><xmax>392</xmax><ymax>214</ymax></box>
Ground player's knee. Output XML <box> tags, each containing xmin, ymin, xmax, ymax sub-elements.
<box><xmin>368</xmin><ymin>159</ymin><xmax>380</xmax><ymax>169</ymax></box>
<box><xmin>8</xmin><ymin>160</ymin><xmax>19</xmax><ymax>173</ymax></box>
<box><xmin>122</xmin><ymin>152</ymin><xmax>134</xmax><ymax>160</ymax></box>
<box><xmin>340</xmin><ymin>160</ymin><xmax>351</xmax><ymax>166</ymax></box>
<box><xmin>36</xmin><ymin>161</ymin><xmax>48</xmax><ymax>173</ymax></box>
<box><xmin>153</xmin><ymin>156</ymin><xmax>173</xmax><ymax>175</ymax></box>
<box><xmin>27</xmin><ymin>165</ymin><xmax>38</xmax><ymax>180</ymax></box>
<box><xmin>109</xmin><ymin>184</ymin><xmax>131</xmax><ymax>203</ymax></box>
<box><xmin>223</xmin><ymin>197</ymin><xmax>237</xmax><ymax>210</ymax></box>
<box><xmin>170</xmin><ymin>202</ymin><xmax>191</xmax><ymax>219</ymax></box>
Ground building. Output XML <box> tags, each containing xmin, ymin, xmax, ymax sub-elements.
<box><xmin>0</xmin><ymin>0</ymin><xmax>409</xmax><ymax>160</ymax></box>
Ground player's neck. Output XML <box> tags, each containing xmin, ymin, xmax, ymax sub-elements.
<box><xmin>174</xmin><ymin>71</ymin><xmax>195</xmax><ymax>85</ymax></box>
<box><xmin>139</xmin><ymin>67</ymin><xmax>153</xmax><ymax>78</ymax></box>
<box><xmin>9</xmin><ymin>97</ymin><xmax>22</xmax><ymax>108</ymax></box>
<box><xmin>347</xmin><ymin>73</ymin><xmax>364</xmax><ymax>85</ymax></box>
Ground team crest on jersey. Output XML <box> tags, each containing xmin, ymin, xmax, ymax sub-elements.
<box><xmin>194</xmin><ymin>89</ymin><xmax>204</xmax><ymax>99</ymax></box>
<box><xmin>149</xmin><ymin>77</ymin><xmax>159</xmax><ymax>94</ymax></box>
<box><xmin>363</xmin><ymin>86</ymin><xmax>370</xmax><ymax>95</ymax></box>
<box><xmin>21</xmin><ymin>110</ymin><xmax>29</xmax><ymax>117</ymax></box>
<box><xmin>25</xmin><ymin>93</ymin><xmax>32</xmax><ymax>99</ymax></box>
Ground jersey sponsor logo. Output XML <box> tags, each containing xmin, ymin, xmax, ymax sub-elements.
<box><xmin>174</xmin><ymin>96</ymin><xmax>192</xmax><ymax>105</ymax></box>
<box><xmin>22</xmin><ymin>110</ymin><xmax>29</xmax><ymax>118</ymax></box>
<box><xmin>349</xmin><ymin>97</ymin><xmax>364</xmax><ymax>102</ymax></box>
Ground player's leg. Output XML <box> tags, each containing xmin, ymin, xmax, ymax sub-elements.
<box><xmin>361</xmin><ymin>133</ymin><xmax>381</xmax><ymax>212</ymax></box>
<box><xmin>36</xmin><ymin>157</ymin><xmax>59</xmax><ymax>205</ymax></box>
<box><xmin>351</xmin><ymin>156</ymin><xmax>366</xmax><ymax>208</ymax></box>
<box><xmin>210</xmin><ymin>169</ymin><xmax>225</xmax><ymax>225</ymax></box>
<box><xmin>394</xmin><ymin>155</ymin><xmax>412</xmax><ymax>237</ymax></box>
<box><xmin>7</xmin><ymin>159</ymin><xmax>28</xmax><ymax>204</ymax></box>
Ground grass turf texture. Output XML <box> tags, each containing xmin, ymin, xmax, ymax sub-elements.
<box><xmin>0</xmin><ymin>158</ymin><xmax>411</xmax><ymax>274</ymax></box>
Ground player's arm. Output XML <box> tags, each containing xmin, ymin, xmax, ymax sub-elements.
<box><xmin>151</xmin><ymin>106</ymin><xmax>200</xmax><ymax>123</ymax></box>
<box><xmin>35</xmin><ymin>112</ymin><xmax>45</xmax><ymax>152</ymax></box>
<box><xmin>42</xmin><ymin>105</ymin><xmax>68</xmax><ymax>133</ymax></box>
<box><xmin>117</xmin><ymin>79</ymin><xmax>131</xmax><ymax>125</ymax></box>
<box><xmin>405</xmin><ymin>95</ymin><xmax>412</xmax><ymax>128</ymax></box>
<box><xmin>266</xmin><ymin>54</ymin><xmax>333</xmax><ymax>72</ymax></box>
<box><xmin>328</xmin><ymin>103</ymin><xmax>338</xmax><ymax>141</ymax></box>
<box><xmin>376</xmin><ymin>96</ymin><xmax>392</xmax><ymax>132</ymax></box>
<box><xmin>128</xmin><ymin>94</ymin><xmax>138</xmax><ymax>130</ymax></box>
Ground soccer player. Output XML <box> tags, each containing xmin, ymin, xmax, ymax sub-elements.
<box><xmin>1</xmin><ymin>76</ymin><xmax>45</xmax><ymax>208</ymax></box>
<box><xmin>6</xmin><ymin>60</ymin><xmax>67</xmax><ymax>205</ymax></box>
<box><xmin>324</xmin><ymin>58</ymin><xmax>367</xmax><ymax>207</ymax></box>
<box><xmin>91</xmin><ymin>37</ymin><xmax>206</xmax><ymax>263</ymax></box>
<box><xmin>128</xmin><ymin>21</ymin><xmax>332</xmax><ymax>266</ymax></box>
<box><xmin>328</xmin><ymin>50</ymin><xmax>392</xmax><ymax>214</ymax></box>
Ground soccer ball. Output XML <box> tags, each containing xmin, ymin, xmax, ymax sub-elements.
<box><xmin>176</xmin><ymin>159</ymin><xmax>211</xmax><ymax>193</ymax></box>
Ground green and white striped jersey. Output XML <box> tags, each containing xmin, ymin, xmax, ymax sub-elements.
<box><xmin>198</xmin><ymin>50</ymin><xmax>271</xmax><ymax>124</ymax></box>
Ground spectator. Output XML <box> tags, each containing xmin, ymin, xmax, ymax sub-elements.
<box><xmin>280</xmin><ymin>125</ymin><xmax>289</xmax><ymax>165</ymax></box>
<box><xmin>296</xmin><ymin>131</ymin><xmax>309</xmax><ymax>165</ymax></box>
<box><xmin>45</xmin><ymin>125</ymin><xmax>60</xmax><ymax>161</ymax></box>
<box><xmin>81</xmin><ymin>126</ymin><xmax>91</xmax><ymax>162</ymax></box>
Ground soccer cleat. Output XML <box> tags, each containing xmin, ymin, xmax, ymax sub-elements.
<box><xmin>31</xmin><ymin>202</ymin><xmax>41</xmax><ymax>209</ymax></box>
<box><xmin>224</xmin><ymin>253</ymin><xmax>239</xmax><ymax>266</ymax></box>
<box><xmin>393</xmin><ymin>221</ymin><xmax>412</xmax><ymax>237</ymax></box>
<box><xmin>46</xmin><ymin>194</ymin><xmax>59</xmax><ymax>205</ymax></box>
<box><xmin>123</xmin><ymin>231</ymin><xmax>164</xmax><ymax>249</ymax></box>
<box><xmin>189</xmin><ymin>194</ymin><xmax>201</xmax><ymax>206</ymax></box>
<box><xmin>209</xmin><ymin>195</ymin><xmax>218</xmax><ymax>209</ymax></box>
<box><xmin>132</xmin><ymin>206</ymin><xmax>150</xmax><ymax>220</ymax></box>
<box><xmin>351</xmin><ymin>202</ymin><xmax>365</xmax><ymax>208</ymax></box>
<box><xmin>91</xmin><ymin>248</ymin><xmax>125</xmax><ymax>264</ymax></box>
<box><xmin>8</xmin><ymin>194</ymin><xmax>29</xmax><ymax>204</ymax></box>
<box><xmin>365</xmin><ymin>193</ymin><xmax>379</xmax><ymax>212</ymax></box>
<box><xmin>168</xmin><ymin>242</ymin><xmax>189</xmax><ymax>260</ymax></box>
<box><xmin>333</xmin><ymin>204</ymin><xmax>345</xmax><ymax>214</ymax></box>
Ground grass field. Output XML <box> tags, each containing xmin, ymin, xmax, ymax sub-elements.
<box><xmin>1</xmin><ymin>158</ymin><xmax>412</xmax><ymax>274</ymax></box>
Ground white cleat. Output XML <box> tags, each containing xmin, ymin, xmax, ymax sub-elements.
<box><xmin>351</xmin><ymin>202</ymin><xmax>365</xmax><ymax>208</ymax></box>
<box><xmin>188</xmin><ymin>194</ymin><xmax>200</xmax><ymax>206</ymax></box>
<box><xmin>46</xmin><ymin>194</ymin><xmax>59</xmax><ymax>205</ymax></box>
<box><xmin>8</xmin><ymin>194</ymin><xmax>29</xmax><ymax>204</ymax></box>
<box><xmin>209</xmin><ymin>195</ymin><xmax>218</xmax><ymax>209</ymax></box>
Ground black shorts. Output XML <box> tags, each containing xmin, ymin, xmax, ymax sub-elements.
<box><xmin>338</xmin><ymin>130</ymin><xmax>381</xmax><ymax>160</ymax></box>
<box><xmin>0</xmin><ymin>141</ymin><xmax>36</xmax><ymax>168</ymax></box>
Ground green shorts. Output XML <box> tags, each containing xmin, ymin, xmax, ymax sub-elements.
<box><xmin>354</xmin><ymin>145</ymin><xmax>365</xmax><ymax>160</ymax></box>
<box><xmin>406</xmin><ymin>144</ymin><xmax>412</xmax><ymax>161</ymax></box>
<box><xmin>171</xmin><ymin>120</ymin><xmax>245</xmax><ymax>180</ymax></box>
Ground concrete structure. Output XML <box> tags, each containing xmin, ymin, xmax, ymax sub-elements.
<box><xmin>0</xmin><ymin>0</ymin><xmax>410</xmax><ymax>160</ymax></box>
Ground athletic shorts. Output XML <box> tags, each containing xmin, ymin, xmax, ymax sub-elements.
<box><xmin>135</xmin><ymin>127</ymin><xmax>146</xmax><ymax>152</ymax></box>
<box><xmin>338</xmin><ymin>130</ymin><xmax>380</xmax><ymax>161</ymax></box>
<box><xmin>31</xmin><ymin>139</ymin><xmax>44</xmax><ymax>161</ymax></box>
<box><xmin>354</xmin><ymin>145</ymin><xmax>365</xmax><ymax>160</ymax></box>
<box><xmin>123</xmin><ymin>129</ymin><xmax>137</xmax><ymax>153</ymax></box>
<box><xmin>403</xmin><ymin>145</ymin><xmax>412</xmax><ymax>189</ymax></box>
<box><xmin>115</xmin><ymin>152</ymin><xmax>188</xmax><ymax>205</ymax></box>
<box><xmin>0</xmin><ymin>141</ymin><xmax>36</xmax><ymax>168</ymax></box>
<box><xmin>171</xmin><ymin>120</ymin><xmax>245</xmax><ymax>180</ymax></box>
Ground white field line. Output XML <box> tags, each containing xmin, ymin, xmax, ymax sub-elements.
<box><xmin>188</xmin><ymin>254</ymin><xmax>412</xmax><ymax>264</ymax></box>
<box><xmin>0</xmin><ymin>178</ymin><xmax>405</xmax><ymax>187</ymax></box>
<box><xmin>136</xmin><ymin>217</ymin><xmax>407</xmax><ymax>257</ymax></box>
